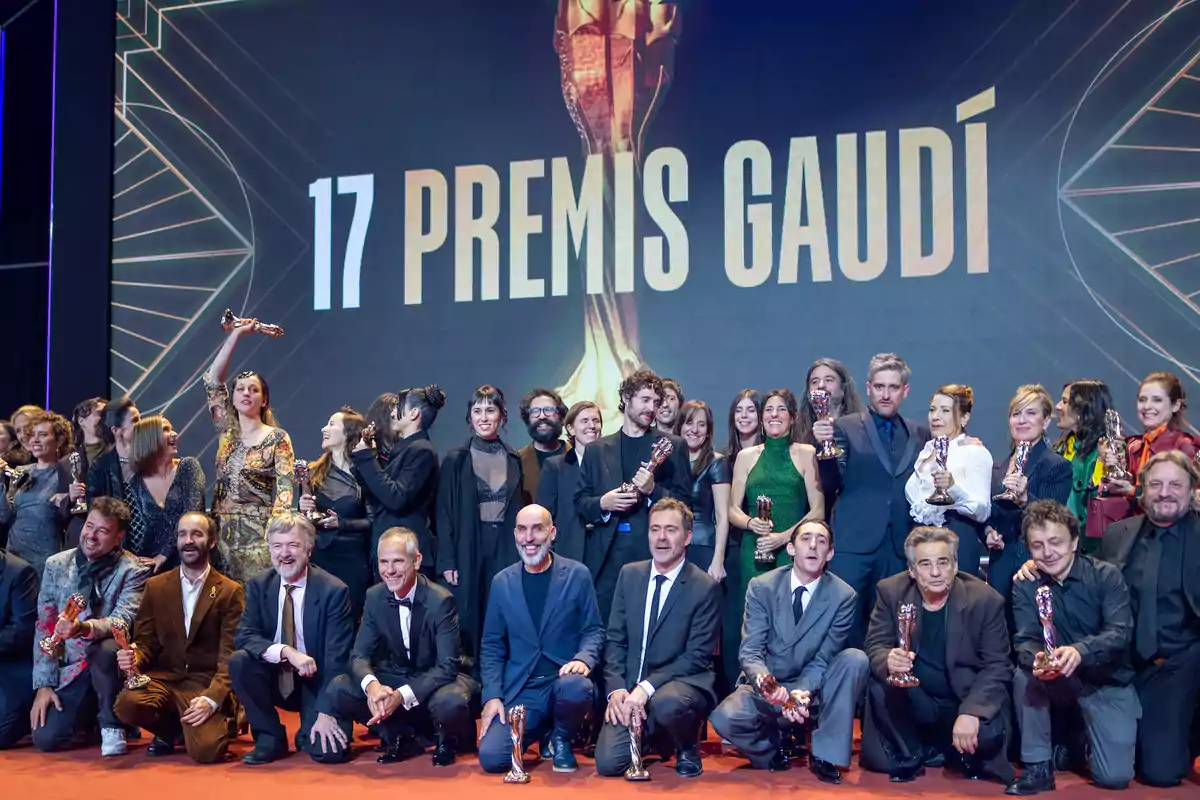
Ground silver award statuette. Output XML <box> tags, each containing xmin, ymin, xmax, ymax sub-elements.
<box><xmin>624</xmin><ymin>710</ymin><xmax>650</xmax><ymax>781</ymax></box>
<box><xmin>220</xmin><ymin>308</ymin><xmax>285</xmax><ymax>338</ymax></box>
<box><xmin>887</xmin><ymin>603</ymin><xmax>920</xmax><ymax>688</ymax></box>
<box><xmin>619</xmin><ymin>437</ymin><xmax>674</xmax><ymax>494</ymax></box>
<box><xmin>754</xmin><ymin>494</ymin><xmax>777</xmax><ymax>568</ymax></box>
<box><xmin>293</xmin><ymin>460</ymin><xmax>329</xmax><ymax>525</ymax></box>
<box><xmin>503</xmin><ymin>704</ymin><xmax>531</xmax><ymax>783</ymax></box>
<box><xmin>1033</xmin><ymin>586</ymin><xmax>1062</xmax><ymax>674</ymax></box>
<box><xmin>1102</xmin><ymin>409</ymin><xmax>1130</xmax><ymax>485</ymax></box>
<box><xmin>68</xmin><ymin>452</ymin><xmax>88</xmax><ymax>514</ymax></box>
<box><xmin>993</xmin><ymin>441</ymin><xmax>1031</xmax><ymax>505</ymax></box>
<box><xmin>809</xmin><ymin>389</ymin><xmax>844</xmax><ymax>461</ymax></box>
<box><xmin>925</xmin><ymin>435</ymin><xmax>953</xmax><ymax>506</ymax></box>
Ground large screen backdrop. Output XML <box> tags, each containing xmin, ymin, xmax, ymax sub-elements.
<box><xmin>110</xmin><ymin>0</ymin><xmax>1200</xmax><ymax>464</ymax></box>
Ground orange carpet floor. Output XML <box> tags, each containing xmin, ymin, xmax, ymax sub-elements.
<box><xmin>0</xmin><ymin>714</ymin><xmax>1194</xmax><ymax>800</ymax></box>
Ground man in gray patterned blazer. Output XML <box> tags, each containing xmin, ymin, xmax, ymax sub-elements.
<box><xmin>710</xmin><ymin>519</ymin><xmax>867</xmax><ymax>784</ymax></box>
<box><xmin>30</xmin><ymin>497</ymin><xmax>148</xmax><ymax>756</ymax></box>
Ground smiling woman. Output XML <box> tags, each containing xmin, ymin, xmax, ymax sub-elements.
<box><xmin>125</xmin><ymin>414</ymin><xmax>206</xmax><ymax>573</ymax></box>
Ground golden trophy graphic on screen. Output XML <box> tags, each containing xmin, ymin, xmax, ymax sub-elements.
<box><xmin>554</xmin><ymin>0</ymin><xmax>680</xmax><ymax>426</ymax></box>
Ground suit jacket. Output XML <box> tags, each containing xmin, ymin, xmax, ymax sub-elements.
<box><xmin>518</xmin><ymin>441</ymin><xmax>566</xmax><ymax>507</ymax></box>
<box><xmin>32</xmin><ymin>548</ymin><xmax>149</xmax><ymax>690</ymax></box>
<box><xmin>818</xmin><ymin>410</ymin><xmax>929</xmax><ymax>555</ymax></box>
<box><xmin>536</xmin><ymin>448</ymin><xmax>587</xmax><ymax>561</ymax></box>
<box><xmin>1101</xmin><ymin>511</ymin><xmax>1200</xmax><ymax>618</ymax></box>
<box><xmin>352</xmin><ymin>430</ymin><xmax>439</xmax><ymax>562</ymax></box>
<box><xmin>604</xmin><ymin>560</ymin><xmax>720</xmax><ymax>706</ymax></box>
<box><xmin>0</xmin><ymin>550</ymin><xmax>38</xmax><ymax>679</ymax></box>
<box><xmin>481</xmin><ymin>556</ymin><xmax>604</xmax><ymax>705</ymax></box>
<box><xmin>739</xmin><ymin>566</ymin><xmax>858</xmax><ymax>695</ymax></box>
<box><xmin>987</xmin><ymin>439</ymin><xmax>1072</xmax><ymax>545</ymax></box>
<box><xmin>347</xmin><ymin>575</ymin><xmax>465</xmax><ymax>705</ymax></box>
<box><xmin>865</xmin><ymin>571</ymin><xmax>1010</xmax><ymax>721</ymax></box>
<box><xmin>131</xmin><ymin>566</ymin><xmax>245</xmax><ymax>708</ymax></box>
<box><xmin>576</xmin><ymin>431</ymin><xmax>693</xmax><ymax>577</ymax></box>
<box><xmin>234</xmin><ymin>564</ymin><xmax>353</xmax><ymax>697</ymax></box>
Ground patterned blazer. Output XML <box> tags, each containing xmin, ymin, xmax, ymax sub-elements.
<box><xmin>32</xmin><ymin>548</ymin><xmax>149</xmax><ymax>691</ymax></box>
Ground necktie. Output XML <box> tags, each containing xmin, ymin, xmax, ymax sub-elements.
<box><xmin>1135</xmin><ymin>535</ymin><xmax>1161</xmax><ymax>662</ymax></box>
<box><xmin>792</xmin><ymin>586</ymin><xmax>806</xmax><ymax>625</ymax></box>
<box><xmin>881</xmin><ymin>418</ymin><xmax>894</xmax><ymax>444</ymax></box>
<box><xmin>279</xmin><ymin>584</ymin><xmax>297</xmax><ymax>698</ymax></box>
<box><xmin>648</xmin><ymin>574</ymin><xmax>667</xmax><ymax>632</ymax></box>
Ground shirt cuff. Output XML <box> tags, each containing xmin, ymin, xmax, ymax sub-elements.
<box><xmin>399</xmin><ymin>684</ymin><xmax>419</xmax><ymax>710</ymax></box>
<box><xmin>263</xmin><ymin>644</ymin><xmax>286</xmax><ymax>664</ymax></box>
<box><xmin>637</xmin><ymin>680</ymin><xmax>656</xmax><ymax>698</ymax></box>
<box><xmin>361</xmin><ymin>675</ymin><xmax>378</xmax><ymax>694</ymax></box>
<box><xmin>201</xmin><ymin>696</ymin><xmax>218</xmax><ymax>712</ymax></box>
<box><xmin>601</xmin><ymin>511</ymin><xmax>611</xmax><ymax>523</ymax></box>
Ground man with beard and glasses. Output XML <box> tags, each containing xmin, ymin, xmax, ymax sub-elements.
<box><xmin>477</xmin><ymin>504</ymin><xmax>603</xmax><ymax>774</ymax></box>
<box><xmin>1099</xmin><ymin>450</ymin><xmax>1200</xmax><ymax>788</ymax></box>
<box><xmin>517</xmin><ymin>388</ymin><xmax>569</xmax><ymax>505</ymax></box>
<box><xmin>30</xmin><ymin>497</ymin><xmax>148</xmax><ymax>756</ymax></box>
<box><xmin>113</xmin><ymin>512</ymin><xmax>245</xmax><ymax>763</ymax></box>
<box><xmin>318</xmin><ymin>527</ymin><xmax>478</xmax><ymax>766</ymax></box>
<box><xmin>229</xmin><ymin>511</ymin><xmax>353</xmax><ymax>765</ymax></box>
<box><xmin>577</xmin><ymin>369</ymin><xmax>692</xmax><ymax>620</ymax></box>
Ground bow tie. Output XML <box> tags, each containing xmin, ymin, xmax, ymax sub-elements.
<box><xmin>388</xmin><ymin>596</ymin><xmax>413</xmax><ymax>609</ymax></box>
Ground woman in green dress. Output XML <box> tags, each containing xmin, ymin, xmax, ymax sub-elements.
<box><xmin>728</xmin><ymin>388</ymin><xmax>825</xmax><ymax>597</ymax></box>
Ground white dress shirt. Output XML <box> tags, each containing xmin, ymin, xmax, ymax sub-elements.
<box><xmin>636</xmin><ymin>558</ymin><xmax>687</xmax><ymax>697</ymax></box>
<box><xmin>905</xmin><ymin>433</ymin><xmax>993</xmax><ymax>526</ymax></box>
<box><xmin>362</xmin><ymin>581</ymin><xmax>419</xmax><ymax>709</ymax></box>
<box><xmin>788</xmin><ymin>569</ymin><xmax>822</xmax><ymax>615</ymax></box>
<box><xmin>264</xmin><ymin>571</ymin><xmax>308</xmax><ymax>663</ymax></box>
<box><xmin>180</xmin><ymin>564</ymin><xmax>217</xmax><ymax>711</ymax></box>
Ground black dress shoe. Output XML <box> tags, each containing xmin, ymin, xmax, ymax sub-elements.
<box><xmin>675</xmin><ymin>745</ymin><xmax>703</xmax><ymax>778</ymax></box>
<box><xmin>431</xmin><ymin>742</ymin><xmax>456</xmax><ymax>767</ymax></box>
<box><xmin>954</xmin><ymin>753</ymin><xmax>987</xmax><ymax>781</ymax></box>
<box><xmin>377</xmin><ymin>736</ymin><xmax>424</xmax><ymax>764</ymax></box>
<box><xmin>923</xmin><ymin>745</ymin><xmax>946</xmax><ymax>767</ymax></box>
<box><xmin>889</xmin><ymin>763</ymin><xmax>925</xmax><ymax>783</ymax></box>
<box><xmin>539</xmin><ymin>732</ymin><xmax>553</xmax><ymax>760</ymax></box>
<box><xmin>1005</xmin><ymin>761</ymin><xmax>1055</xmax><ymax>796</ymax></box>
<box><xmin>809</xmin><ymin>756</ymin><xmax>842</xmax><ymax>785</ymax></box>
<box><xmin>767</xmin><ymin>749</ymin><xmax>790</xmax><ymax>772</ymax></box>
<box><xmin>242</xmin><ymin>745</ymin><xmax>286</xmax><ymax>765</ymax></box>
<box><xmin>146</xmin><ymin>736</ymin><xmax>176</xmax><ymax>757</ymax></box>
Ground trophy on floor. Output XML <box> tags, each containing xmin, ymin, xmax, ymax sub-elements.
<box><xmin>67</xmin><ymin>452</ymin><xmax>88</xmax><ymax>514</ymax></box>
<box><xmin>111</xmin><ymin>619</ymin><xmax>151</xmax><ymax>690</ymax></box>
<box><xmin>887</xmin><ymin>603</ymin><xmax>920</xmax><ymax>688</ymax></box>
<box><xmin>503</xmin><ymin>704</ymin><xmax>531</xmax><ymax>783</ymax></box>
<box><xmin>925</xmin><ymin>436</ymin><xmax>953</xmax><ymax>506</ymax></box>
<box><xmin>39</xmin><ymin>592</ymin><xmax>87</xmax><ymax>657</ymax></box>
<box><xmin>1101</xmin><ymin>409</ymin><xmax>1130</xmax><ymax>486</ymax></box>
<box><xmin>809</xmin><ymin>389</ymin><xmax>844</xmax><ymax>461</ymax></box>
<box><xmin>625</xmin><ymin>709</ymin><xmax>650</xmax><ymax>781</ymax></box>
<box><xmin>754</xmin><ymin>495</ymin><xmax>777</xmax><ymax>568</ymax></box>
<box><xmin>1033</xmin><ymin>586</ymin><xmax>1063</xmax><ymax>675</ymax></box>
<box><xmin>992</xmin><ymin>441</ymin><xmax>1031</xmax><ymax>506</ymax></box>
<box><xmin>619</xmin><ymin>437</ymin><xmax>673</xmax><ymax>494</ymax></box>
<box><xmin>293</xmin><ymin>460</ymin><xmax>330</xmax><ymax>525</ymax></box>
<box><xmin>755</xmin><ymin>673</ymin><xmax>811</xmax><ymax>712</ymax></box>
<box><xmin>361</xmin><ymin>422</ymin><xmax>377</xmax><ymax>449</ymax></box>
<box><xmin>220</xmin><ymin>308</ymin><xmax>285</xmax><ymax>338</ymax></box>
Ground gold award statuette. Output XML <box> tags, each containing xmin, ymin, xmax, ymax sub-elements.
<box><xmin>68</xmin><ymin>452</ymin><xmax>88</xmax><ymax>514</ymax></box>
<box><xmin>112</xmin><ymin>619</ymin><xmax>151</xmax><ymax>690</ymax></box>
<box><xmin>1102</xmin><ymin>409</ymin><xmax>1130</xmax><ymax>485</ymax></box>
<box><xmin>925</xmin><ymin>436</ymin><xmax>953</xmax><ymax>506</ymax></box>
<box><xmin>220</xmin><ymin>308</ymin><xmax>284</xmax><ymax>338</ymax></box>
<box><xmin>503</xmin><ymin>704</ymin><xmax>531</xmax><ymax>784</ymax></box>
<box><xmin>1033</xmin><ymin>586</ymin><xmax>1062</xmax><ymax>675</ymax></box>
<box><xmin>624</xmin><ymin>709</ymin><xmax>650</xmax><ymax>781</ymax></box>
<box><xmin>39</xmin><ymin>592</ymin><xmax>87</xmax><ymax>657</ymax></box>
<box><xmin>754</xmin><ymin>495</ymin><xmax>777</xmax><ymax>568</ymax></box>
<box><xmin>755</xmin><ymin>673</ymin><xmax>811</xmax><ymax>712</ymax></box>
<box><xmin>993</xmin><ymin>441</ymin><xmax>1031</xmax><ymax>505</ymax></box>
<box><xmin>619</xmin><ymin>437</ymin><xmax>674</xmax><ymax>494</ymax></box>
<box><xmin>809</xmin><ymin>389</ymin><xmax>844</xmax><ymax>461</ymax></box>
<box><xmin>887</xmin><ymin>603</ymin><xmax>920</xmax><ymax>688</ymax></box>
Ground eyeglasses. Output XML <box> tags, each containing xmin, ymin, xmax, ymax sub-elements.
<box><xmin>528</xmin><ymin>406</ymin><xmax>560</xmax><ymax>419</ymax></box>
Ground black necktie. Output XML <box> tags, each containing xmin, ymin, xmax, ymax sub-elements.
<box><xmin>388</xmin><ymin>596</ymin><xmax>413</xmax><ymax>609</ymax></box>
<box><xmin>1136</xmin><ymin>535</ymin><xmax>1161</xmax><ymax>661</ymax></box>
<box><xmin>648</xmin><ymin>574</ymin><xmax>667</xmax><ymax>632</ymax></box>
<box><xmin>792</xmin><ymin>586</ymin><xmax>806</xmax><ymax>625</ymax></box>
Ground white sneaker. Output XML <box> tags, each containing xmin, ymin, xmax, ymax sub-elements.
<box><xmin>101</xmin><ymin>727</ymin><xmax>127</xmax><ymax>756</ymax></box>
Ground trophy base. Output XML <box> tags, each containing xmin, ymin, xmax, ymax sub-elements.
<box><xmin>886</xmin><ymin>673</ymin><xmax>921</xmax><ymax>689</ymax></box>
<box><xmin>71</xmin><ymin>500</ymin><xmax>89</xmax><ymax>515</ymax></box>
<box><xmin>38</xmin><ymin>637</ymin><xmax>63</xmax><ymax>658</ymax></box>
<box><xmin>925</xmin><ymin>490</ymin><xmax>954</xmax><ymax>506</ymax></box>
<box><xmin>624</xmin><ymin>767</ymin><xmax>651</xmax><ymax>781</ymax></box>
<box><xmin>1032</xmin><ymin>656</ymin><xmax>1062</xmax><ymax>675</ymax></box>
<box><xmin>817</xmin><ymin>443</ymin><xmax>844</xmax><ymax>461</ymax></box>
<box><xmin>753</xmin><ymin>553</ymin><xmax>778</xmax><ymax>569</ymax></box>
<box><xmin>991</xmin><ymin>490</ymin><xmax>1018</xmax><ymax>506</ymax></box>
<box><xmin>125</xmin><ymin>674</ymin><xmax>152</xmax><ymax>690</ymax></box>
<box><xmin>503</xmin><ymin>771</ymin><xmax>531</xmax><ymax>784</ymax></box>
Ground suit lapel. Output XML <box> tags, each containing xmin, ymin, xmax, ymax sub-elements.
<box><xmin>160</xmin><ymin>569</ymin><xmax>186</xmax><ymax>643</ymax></box>
<box><xmin>860</xmin><ymin>410</ymin><xmax>892</xmax><ymax>474</ymax></box>
<box><xmin>650</xmin><ymin>564</ymin><xmax>687</xmax><ymax>642</ymax></box>
<box><xmin>408</xmin><ymin>578</ymin><xmax>426</xmax><ymax>664</ymax></box>
<box><xmin>773</xmin><ymin>569</ymin><xmax>795</xmax><ymax>645</ymax></box>
<box><xmin>538</xmin><ymin>560</ymin><xmax>568</xmax><ymax>638</ymax></box>
<box><xmin>303</xmin><ymin>571</ymin><xmax>320</xmax><ymax>656</ymax></box>
<box><xmin>185</xmin><ymin>569</ymin><xmax>221</xmax><ymax>645</ymax></box>
<box><xmin>629</xmin><ymin>563</ymin><xmax>650</xmax><ymax>668</ymax></box>
<box><xmin>893</xmin><ymin>417</ymin><xmax>920</xmax><ymax>478</ymax></box>
<box><xmin>944</xmin><ymin>576</ymin><xmax>966</xmax><ymax>671</ymax></box>
<box><xmin>377</xmin><ymin>588</ymin><xmax>405</xmax><ymax>658</ymax></box>
<box><xmin>786</xmin><ymin>574</ymin><xmax>828</xmax><ymax>647</ymax></box>
<box><xmin>265</xmin><ymin>572</ymin><xmax>281</xmax><ymax>640</ymax></box>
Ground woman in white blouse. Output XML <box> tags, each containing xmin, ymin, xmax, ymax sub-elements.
<box><xmin>905</xmin><ymin>384</ymin><xmax>993</xmax><ymax>577</ymax></box>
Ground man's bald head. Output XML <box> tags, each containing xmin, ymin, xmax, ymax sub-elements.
<box><xmin>514</xmin><ymin>504</ymin><xmax>556</xmax><ymax>571</ymax></box>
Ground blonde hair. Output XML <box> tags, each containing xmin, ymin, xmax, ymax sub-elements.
<box><xmin>1007</xmin><ymin>384</ymin><xmax>1054</xmax><ymax>447</ymax></box>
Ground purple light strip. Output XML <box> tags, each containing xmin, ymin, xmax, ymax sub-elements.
<box><xmin>45</xmin><ymin>0</ymin><xmax>59</xmax><ymax>407</ymax></box>
<box><xmin>0</xmin><ymin>27</ymin><xmax>7</xmax><ymax>222</ymax></box>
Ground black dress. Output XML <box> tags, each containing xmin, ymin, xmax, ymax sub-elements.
<box><xmin>310</xmin><ymin>464</ymin><xmax>371</xmax><ymax>622</ymax></box>
<box><xmin>125</xmin><ymin>457</ymin><xmax>206</xmax><ymax>568</ymax></box>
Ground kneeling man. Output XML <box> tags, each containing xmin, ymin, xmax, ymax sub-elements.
<box><xmin>710</xmin><ymin>520</ymin><xmax>867</xmax><ymax>783</ymax></box>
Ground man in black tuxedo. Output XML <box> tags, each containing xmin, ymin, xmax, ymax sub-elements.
<box><xmin>1099</xmin><ymin>451</ymin><xmax>1200</xmax><ymax>788</ymax></box>
<box><xmin>228</xmin><ymin>511</ymin><xmax>354</xmax><ymax>765</ymax></box>
<box><xmin>595</xmin><ymin>498</ymin><xmax>720</xmax><ymax>779</ymax></box>
<box><xmin>576</xmin><ymin>369</ymin><xmax>692</xmax><ymax>621</ymax></box>
<box><xmin>0</xmin><ymin>549</ymin><xmax>38</xmax><ymax>748</ymax></box>
<box><xmin>814</xmin><ymin>353</ymin><xmax>930</xmax><ymax>647</ymax></box>
<box><xmin>318</xmin><ymin>527</ymin><xmax>479</xmax><ymax>766</ymax></box>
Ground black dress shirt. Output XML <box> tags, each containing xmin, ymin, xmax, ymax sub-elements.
<box><xmin>914</xmin><ymin>605</ymin><xmax>953</xmax><ymax>699</ymax></box>
<box><xmin>1125</xmin><ymin>520</ymin><xmax>1200</xmax><ymax>661</ymax></box>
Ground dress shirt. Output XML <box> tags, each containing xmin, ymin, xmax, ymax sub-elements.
<box><xmin>264</xmin><ymin>571</ymin><xmax>308</xmax><ymax>664</ymax></box>
<box><xmin>905</xmin><ymin>433</ymin><xmax>993</xmax><ymax>525</ymax></box>
<box><xmin>362</xmin><ymin>580</ymin><xmax>419</xmax><ymax>709</ymax></box>
<box><xmin>636</xmin><ymin>558</ymin><xmax>687</xmax><ymax>697</ymax></box>
<box><xmin>180</xmin><ymin>564</ymin><xmax>217</xmax><ymax>711</ymax></box>
<box><xmin>788</xmin><ymin>570</ymin><xmax>822</xmax><ymax>615</ymax></box>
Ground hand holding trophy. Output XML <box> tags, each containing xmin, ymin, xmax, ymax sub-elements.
<box><xmin>886</xmin><ymin>604</ymin><xmax>920</xmax><ymax>688</ymax></box>
<box><xmin>1032</xmin><ymin>586</ymin><xmax>1063</xmax><ymax>678</ymax></box>
<box><xmin>360</xmin><ymin>422</ymin><xmax>377</xmax><ymax>450</ymax></box>
<box><xmin>294</xmin><ymin>460</ymin><xmax>332</xmax><ymax>525</ymax></box>
<box><xmin>503</xmin><ymin>704</ymin><xmax>531</xmax><ymax>783</ymax></box>
<box><xmin>925</xmin><ymin>436</ymin><xmax>953</xmax><ymax>506</ymax></box>
<box><xmin>39</xmin><ymin>593</ymin><xmax>87</xmax><ymax>657</ymax></box>
<box><xmin>1101</xmin><ymin>409</ymin><xmax>1130</xmax><ymax>487</ymax></box>
<box><xmin>809</xmin><ymin>389</ymin><xmax>844</xmax><ymax>460</ymax></box>
<box><xmin>619</xmin><ymin>437</ymin><xmax>674</xmax><ymax>494</ymax></box>
<box><xmin>624</xmin><ymin>706</ymin><xmax>650</xmax><ymax>781</ymax></box>
<box><xmin>67</xmin><ymin>452</ymin><xmax>88</xmax><ymax>514</ymax></box>
<box><xmin>993</xmin><ymin>441</ymin><xmax>1031</xmax><ymax>505</ymax></box>
<box><xmin>753</xmin><ymin>495</ymin><xmax>777</xmax><ymax>568</ymax></box>
<box><xmin>112</xmin><ymin>619</ymin><xmax>151</xmax><ymax>690</ymax></box>
<box><xmin>220</xmin><ymin>308</ymin><xmax>284</xmax><ymax>338</ymax></box>
<box><xmin>755</xmin><ymin>673</ymin><xmax>811</xmax><ymax>713</ymax></box>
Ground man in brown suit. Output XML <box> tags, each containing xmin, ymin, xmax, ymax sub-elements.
<box><xmin>114</xmin><ymin>512</ymin><xmax>245</xmax><ymax>763</ymax></box>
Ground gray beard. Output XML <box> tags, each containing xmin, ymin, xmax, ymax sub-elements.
<box><xmin>518</xmin><ymin>542</ymin><xmax>552</xmax><ymax>567</ymax></box>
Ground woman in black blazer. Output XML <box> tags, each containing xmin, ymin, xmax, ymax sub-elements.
<box><xmin>436</xmin><ymin>385</ymin><xmax>523</xmax><ymax>663</ymax></box>
<box><xmin>536</xmin><ymin>400</ymin><xmax>603</xmax><ymax>562</ymax></box>
<box><xmin>985</xmin><ymin>384</ymin><xmax>1072</xmax><ymax>604</ymax></box>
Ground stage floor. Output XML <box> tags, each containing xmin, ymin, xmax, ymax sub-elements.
<box><xmin>0</xmin><ymin>715</ymin><xmax>1194</xmax><ymax>799</ymax></box>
